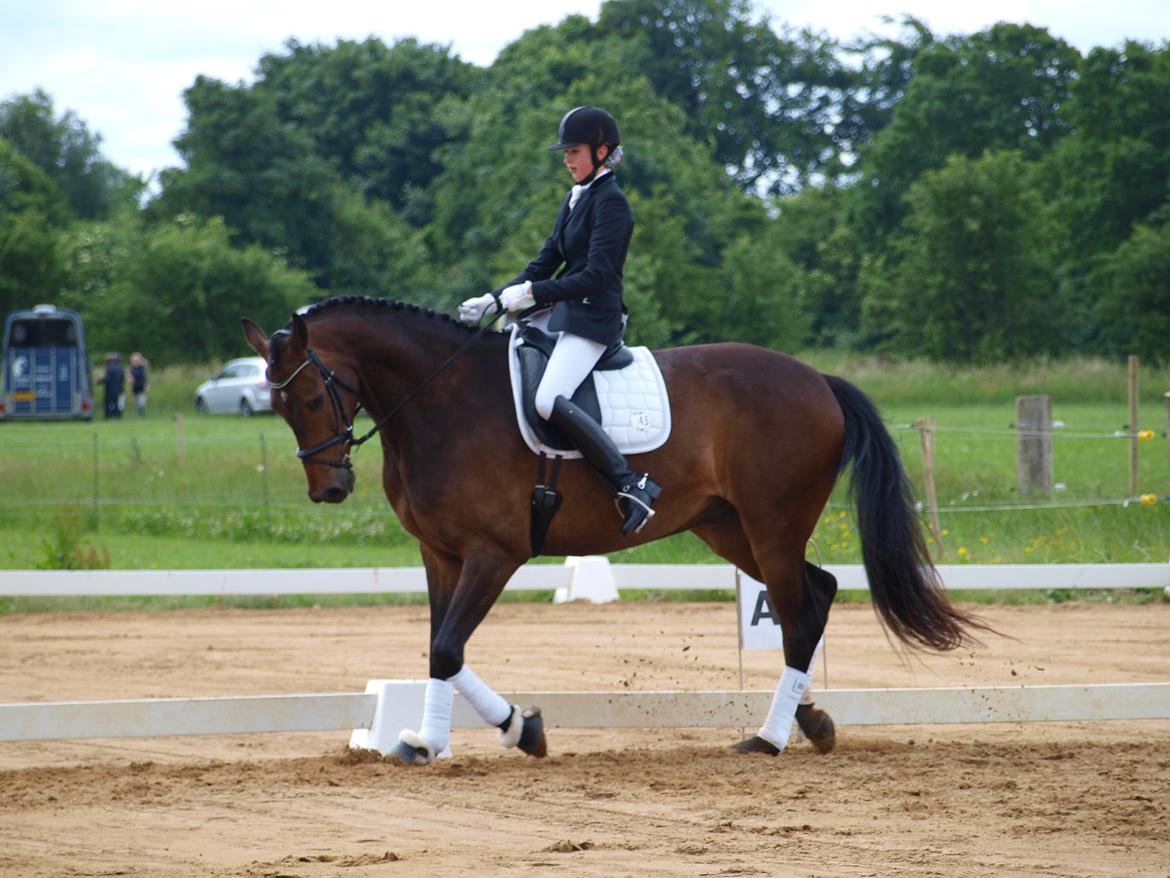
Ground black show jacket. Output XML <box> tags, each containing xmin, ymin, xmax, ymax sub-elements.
<box><xmin>505</xmin><ymin>172</ymin><xmax>634</xmax><ymax>346</ymax></box>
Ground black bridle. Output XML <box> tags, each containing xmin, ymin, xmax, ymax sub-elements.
<box><xmin>266</xmin><ymin>348</ymin><xmax>360</xmax><ymax>469</ymax></box>
<box><xmin>267</xmin><ymin>300</ymin><xmax>503</xmax><ymax>469</ymax></box>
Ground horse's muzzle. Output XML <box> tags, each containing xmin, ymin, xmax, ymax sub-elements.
<box><xmin>319</xmin><ymin>486</ymin><xmax>348</xmax><ymax>504</ymax></box>
<box><xmin>311</xmin><ymin>468</ymin><xmax>355</xmax><ymax>504</ymax></box>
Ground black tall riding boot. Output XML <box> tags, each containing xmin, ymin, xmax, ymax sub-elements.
<box><xmin>548</xmin><ymin>395</ymin><xmax>662</xmax><ymax>535</ymax></box>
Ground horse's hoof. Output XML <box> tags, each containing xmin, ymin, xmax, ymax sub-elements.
<box><xmin>518</xmin><ymin>707</ymin><xmax>547</xmax><ymax>758</ymax></box>
<box><xmin>389</xmin><ymin>730</ymin><xmax>436</xmax><ymax>766</ymax></box>
<box><xmin>796</xmin><ymin>703</ymin><xmax>836</xmax><ymax>754</ymax></box>
<box><xmin>499</xmin><ymin>705</ymin><xmax>547</xmax><ymax>758</ymax></box>
<box><xmin>730</xmin><ymin>735</ymin><xmax>781</xmax><ymax>756</ymax></box>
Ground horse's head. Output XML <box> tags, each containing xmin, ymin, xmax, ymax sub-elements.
<box><xmin>242</xmin><ymin>314</ymin><xmax>359</xmax><ymax>503</ymax></box>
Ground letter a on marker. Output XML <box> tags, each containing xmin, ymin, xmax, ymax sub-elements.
<box><xmin>751</xmin><ymin>591</ymin><xmax>778</xmax><ymax>627</ymax></box>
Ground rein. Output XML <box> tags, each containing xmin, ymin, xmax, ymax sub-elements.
<box><xmin>268</xmin><ymin>301</ymin><xmax>503</xmax><ymax>467</ymax></box>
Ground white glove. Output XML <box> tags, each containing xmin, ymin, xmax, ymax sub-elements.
<box><xmin>458</xmin><ymin>293</ymin><xmax>497</xmax><ymax>325</ymax></box>
<box><xmin>499</xmin><ymin>281</ymin><xmax>536</xmax><ymax>312</ymax></box>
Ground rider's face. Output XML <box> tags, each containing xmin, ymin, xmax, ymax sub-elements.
<box><xmin>563</xmin><ymin>143</ymin><xmax>608</xmax><ymax>183</ymax></box>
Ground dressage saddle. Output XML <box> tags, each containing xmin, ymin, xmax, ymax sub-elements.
<box><xmin>515</xmin><ymin>323</ymin><xmax>633</xmax><ymax>451</ymax></box>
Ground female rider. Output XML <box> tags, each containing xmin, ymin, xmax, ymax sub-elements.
<box><xmin>460</xmin><ymin>106</ymin><xmax>661</xmax><ymax>536</ymax></box>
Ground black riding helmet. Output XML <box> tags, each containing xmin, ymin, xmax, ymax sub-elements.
<box><xmin>550</xmin><ymin>106</ymin><xmax>620</xmax><ymax>182</ymax></box>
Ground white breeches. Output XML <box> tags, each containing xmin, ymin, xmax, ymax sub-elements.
<box><xmin>534</xmin><ymin>331</ymin><xmax>607</xmax><ymax>420</ymax></box>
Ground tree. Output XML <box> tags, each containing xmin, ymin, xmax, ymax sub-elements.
<box><xmin>1093</xmin><ymin>221</ymin><xmax>1170</xmax><ymax>362</ymax></box>
<box><xmin>623</xmin><ymin>186</ymin><xmax>718</xmax><ymax>346</ymax></box>
<box><xmin>716</xmin><ymin>233</ymin><xmax>808</xmax><ymax>350</ymax></box>
<box><xmin>0</xmin><ymin>90</ymin><xmax>141</xmax><ymax>219</ymax></box>
<box><xmin>768</xmin><ymin>185</ymin><xmax>862</xmax><ymax>347</ymax></box>
<box><xmin>861</xmin><ymin>150</ymin><xmax>1056</xmax><ymax>362</ymax></box>
<box><xmin>60</xmin><ymin>214</ymin><xmax>316</xmax><ymax>365</ymax></box>
<box><xmin>1042</xmin><ymin>40</ymin><xmax>1170</xmax><ymax>340</ymax></box>
<box><xmin>854</xmin><ymin>23</ymin><xmax>1079</xmax><ymax>238</ymax></box>
<box><xmin>153</xmin><ymin>75</ymin><xmax>340</xmax><ymax>273</ymax></box>
<box><xmin>0</xmin><ymin>139</ymin><xmax>68</xmax><ymax>314</ymax></box>
<box><xmin>597</xmin><ymin>0</ymin><xmax>859</xmax><ymax>192</ymax></box>
<box><xmin>836</xmin><ymin>15</ymin><xmax>935</xmax><ymax>152</ymax></box>
<box><xmin>324</xmin><ymin>185</ymin><xmax>434</xmax><ymax>301</ymax></box>
<box><xmin>255</xmin><ymin>37</ymin><xmax>480</xmax><ymax>210</ymax></box>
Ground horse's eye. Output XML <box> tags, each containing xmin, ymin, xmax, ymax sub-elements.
<box><xmin>307</xmin><ymin>394</ymin><xmax>326</xmax><ymax>412</ymax></box>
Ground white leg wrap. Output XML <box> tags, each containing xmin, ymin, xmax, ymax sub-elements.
<box><xmin>417</xmin><ymin>677</ymin><xmax>454</xmax><ymax>754</ymax></box>
<box><xmin>450</xmin><ymin>665</ymin><xmax>511</xmax><ymax>727</ymax></box>
<box><xmin>758</xmin><ymin>666</ymin><xmax>812</xmax><ymax>750</ymax></box>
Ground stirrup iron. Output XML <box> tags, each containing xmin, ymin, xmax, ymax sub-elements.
<box><xmin>616</xmin><ymin>473</ymin><xmax>662</xmax><ymax>536</ymax></box>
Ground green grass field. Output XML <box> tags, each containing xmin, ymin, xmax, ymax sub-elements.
<box><xmin>2</xmin><ymin>354</ymin><xmax>1169</xmax><ymax>609</ymax></box>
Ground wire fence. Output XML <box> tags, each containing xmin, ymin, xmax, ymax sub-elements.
<box><xmin>1</xmin><ymin>418</ymin><xmax>1168</xmax><ymax>520</ymax></box>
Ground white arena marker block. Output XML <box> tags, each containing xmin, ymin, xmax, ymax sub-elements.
<box><xmin>349</xmin><ymin>679</ymin><xmax>452</xmax><ymax>758</ymax></box>
<box><xmin>555</xmin><ymin>555</ymin><xmax>620</xmax><ymax>603</ymax></box>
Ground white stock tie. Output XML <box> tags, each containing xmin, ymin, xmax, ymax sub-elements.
<box><xmin>568</xmin><ymin>168</ymin><xmax>608</xmax><ymax>211</ymax></box>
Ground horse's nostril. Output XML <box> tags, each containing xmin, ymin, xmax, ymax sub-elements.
<box><xmin>322</xmin><ymin>486</ymin><xmax>347</xmax><ymax>503</ymax></box>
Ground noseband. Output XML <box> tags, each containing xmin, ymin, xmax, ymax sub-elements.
<box><xmin>267</xmin><ymin>349</ymin><xmax>359</xmax><ymax>470</ymax></box>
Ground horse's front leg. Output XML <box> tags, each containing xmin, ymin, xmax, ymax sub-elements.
<box><xmin>391</xmin><ymin>545</ymin><xmax>545</xmax><ymax>766</ymax></box>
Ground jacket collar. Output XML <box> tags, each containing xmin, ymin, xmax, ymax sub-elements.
<box><xmin>569</xmin><ymin>170</ymin><xmax>615</xmax><ymax>210</ymax></box>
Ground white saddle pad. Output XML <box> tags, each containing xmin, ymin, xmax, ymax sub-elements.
<box><xmin>508</xmin><ymin>324</ymin><xmax>672</xmax><ymax>460</ymax></box>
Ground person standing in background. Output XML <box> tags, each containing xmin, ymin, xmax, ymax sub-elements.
<box><xmin>102</xmin><ymin>353</ymin><xmax>124</xmax><ymax>419</ymax></box>
<box><xmin>130</xmin><ymin>352</ymin><xmax>150</xmax><ymax>418</ymax></box>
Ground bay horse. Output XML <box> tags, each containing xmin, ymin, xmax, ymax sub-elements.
<box><xmin>242</xmin><ymin>296</ymin><xmax>981</xmax><ymax>765</ymax></box>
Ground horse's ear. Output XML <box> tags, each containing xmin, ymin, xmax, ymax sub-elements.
<box><xmin>241</xmin><ymin>317</ymin><xmax>268</xmax><ymax>358</ymax></box>
<box><xmin>290</xmin><ymin>313</ymin><xmax>309</xmax><ymax>353</ymax></box>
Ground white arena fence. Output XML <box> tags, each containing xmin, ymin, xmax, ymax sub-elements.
<box><xmin>4</xmin><ymin>682</ymin><xmax>1169</xmax><ymax>753</ymax></box>
<box><xmin>3</xmin><ymin>558</ymin><xmax>1170</xmax><ymax>599</ymax></box>
<box><xmin>2</xmin><ymin>561</ymin><xmax>1168</xmax><ymax>752</ymax></box>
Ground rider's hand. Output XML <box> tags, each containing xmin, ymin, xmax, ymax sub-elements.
<box><xmin>500</xmin><ymin>281</ymin><xmax>536</xmax><ymax>312</ymax></box>
<box><xmin>458</xmin><ymin>293</ymin><xmax>497</xmax><ymax>325</ymax></box>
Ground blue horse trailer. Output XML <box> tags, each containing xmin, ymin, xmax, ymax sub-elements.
<box><xmin>0</xmin><ymin>305</ymin><xmax>94</xmax><ymax>420</ymax></box>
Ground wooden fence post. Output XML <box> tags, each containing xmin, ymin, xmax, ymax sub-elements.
<box><xmin>917</xmin><ymin>417</ymin><xmax>944</xmax><ymax>557</ymax></box>
<box><xmin>1164</xmin><ymin>392</ymin><xmax>1170</xmax><ymax>495</ymax></box>
<box><xmin>1128</xmin><ymin>355</ymin><xmax>1140</xmax><ymax>496</ymax></box>
<box><xmin>176</xmin><ymin>412</ymin><xmax>185</xmax><ymax>465</ymax></box>
<box><xmin>91</xmin><ymin>433</ymin><xmax>100</xmax><ymax>530</ymax></box>
<box><xmin>1016</xmin><ymin>395</ymin><xmax>1053</xmax><ymax>493</ymax></box>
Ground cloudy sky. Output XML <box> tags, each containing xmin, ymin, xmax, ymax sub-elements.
<box><xmin>2</xmin><ymin>0</ymin><xmax>1169</xmax><ymax>181</ymax></box>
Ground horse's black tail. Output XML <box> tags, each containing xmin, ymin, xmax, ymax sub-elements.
<box><xmin>825</xmin><ymin>374</ymin><xmax>985</xmax><ymax>651</ymax></box>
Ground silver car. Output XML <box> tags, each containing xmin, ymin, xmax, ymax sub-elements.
<box><xmin>194</xmin><ymin>357</ymin><xmax>271</xmax><ymax>415</ymax></box>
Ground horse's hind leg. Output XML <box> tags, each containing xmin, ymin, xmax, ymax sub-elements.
<box><xmin>792</xmin><ymin>563</ymin><xmax>837</xmax><ymax>753</ymax></box>
<box><xmin>694</xmin><ymin>517</ymin><xmax>836</xmax><ymax>753</ymax></box>
<box><xmin>730</xmin><ymin>535</ymin><xmax>838</xmax><ymax>757</ymax></box>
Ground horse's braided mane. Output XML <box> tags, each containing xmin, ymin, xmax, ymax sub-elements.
<box><xmin>295</xmin><ymin>295</ymin><xmax>476</xmax><ymax>334</ymax></box>
<box><xmin>269</xmin><ymin>296</ymin><xmax>499</xmax><ymax>364</ymax></box>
